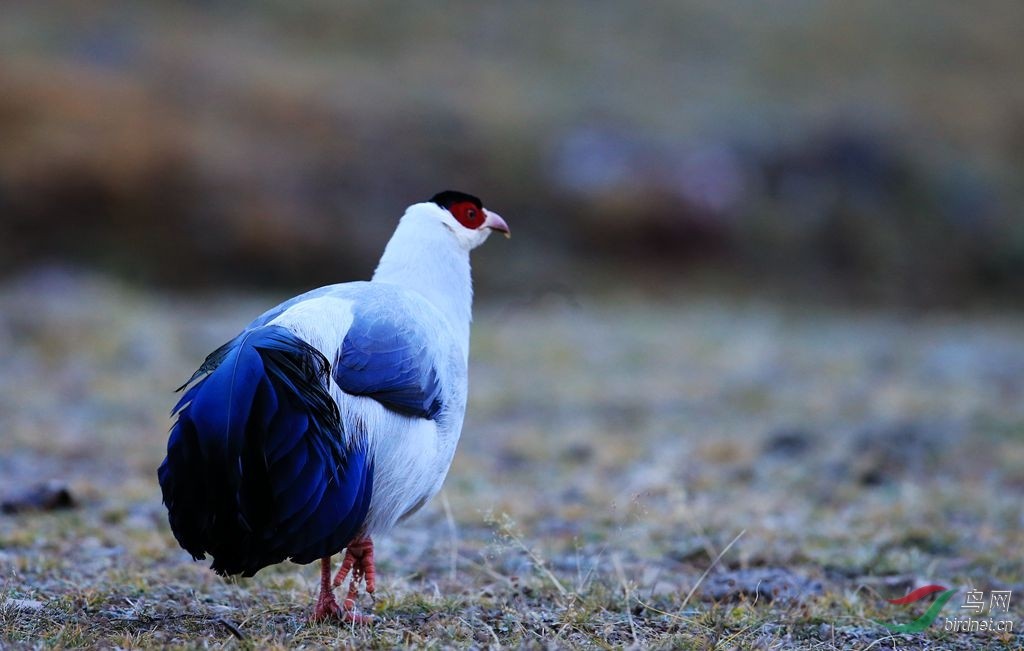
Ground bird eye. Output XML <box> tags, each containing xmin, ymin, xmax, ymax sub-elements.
<box><xmin>450</xmin><ymin>202</ymin><xmax>484</xmax><ymax>229</ymax></box>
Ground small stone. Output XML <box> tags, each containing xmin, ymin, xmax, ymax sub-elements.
<box><xmin>762</xmin><ymin>428</ymin><xmax>814</xmax><ymax>457</ymax></box>
<box><xmin>698</xmin><ymin>567</ymin><xmax>824</xmax><ymax>605</ymax></box>
<box><xmin>3</xmin><ymin>598</ymin><xmax>44</xmax><ymax>612</ymax></box>
<box><xmin>1</xmin><ymin>481</ymin><xmax>76</xmax><ymax>514</ymax></box>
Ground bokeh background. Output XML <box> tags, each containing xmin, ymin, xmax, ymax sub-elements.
<box><xmin>3</xmin><ymin>1</ymin><xmax>1023</xmax><ymax>303</ymax></box>
<box><xmin>2</xmin><ymin>2</ymin><xmax>1023</xmax><ymax>647</ymax></box>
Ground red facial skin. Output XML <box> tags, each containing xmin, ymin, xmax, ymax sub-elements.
<box><xmin>449</xmin><ymin>201</ymin><xmax>485</xmax><ymax>229</ymax></box>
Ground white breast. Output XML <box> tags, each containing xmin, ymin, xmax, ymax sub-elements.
<box><xmin>337</xmin><ymin>393</ymin><xmax>464</xmax><ymax>535</ymax></box>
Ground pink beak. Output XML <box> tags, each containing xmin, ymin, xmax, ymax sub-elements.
<box><xmin>483</xmin><ymin>210</ymin><xmax>511</xmax><ymax>238</ymax></box>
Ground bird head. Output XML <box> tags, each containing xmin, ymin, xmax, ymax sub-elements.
<box><xmin>417</xmin><ymin>190</ymin><xmax>510</xmax><ymax>251</ymax></box>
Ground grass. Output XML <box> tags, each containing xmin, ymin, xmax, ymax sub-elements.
<box><xmin>0</xmin><ymin>271</ymin><xmax>1022</xmax><ymax>648</ymax></box>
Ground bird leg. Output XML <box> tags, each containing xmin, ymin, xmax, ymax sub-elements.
<box><xmin>310</xmin><ymin>556</ymin><xmax>342</xmax><ymax>622</ymax></box>
<box><xmin>310</xmin><ymin>553</ymin><xmax>375</xmax><ymax>625</ymax></box>
<box><xmin>333</xmin><ymin>538</ymin><xmax>376</xmax><ymax>618</ymax></box>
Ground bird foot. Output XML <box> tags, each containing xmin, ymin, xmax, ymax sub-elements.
<box><xmin>310</xmin><ymin>590</ymin><xmax>342</xmax><ymax>623</ymax></box>
<box><xmin>310</xmin><ymin>553</ymin><xmax>376</xmax><ymax>625</ymax></box>
<box><xmin>310</xmin><ymin>594</ymin><xmax>374</xmax><ymax>624</ymax></box>
<box><xmin>333</xmin><ymin>538</ymin><xmax>376</xmax><ymax>613</ymax></box>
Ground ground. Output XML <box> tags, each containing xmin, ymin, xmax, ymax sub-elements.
<box><xmin>0</xmin><ymin>271</ymin><xmax>1022</xmax><ymax>649</ymax></box>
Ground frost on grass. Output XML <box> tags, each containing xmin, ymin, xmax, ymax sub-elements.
<box><xmin>1</xmin><ymin>273</ymin><xmax>1022</xmax><ymax>648</ymax></box>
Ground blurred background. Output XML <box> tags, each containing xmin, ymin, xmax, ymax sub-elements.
<box><xmin>2</xmin><ymin>0</ymin><xmax>1023</xmax><ymax>304</ymax></box>
<box><xmin>2</xmin><ymin>3</ymin><xmax>1024</xmax><ymax>646</ymax></box>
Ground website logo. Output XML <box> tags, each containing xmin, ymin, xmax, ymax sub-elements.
<box><xmin>878</xmin><ymin>585</ymin><xmax>1014</xmax><ymax>634</ymax></box>
<box><xmin>880</xmin><ymin>584</ymin><xmax>956</xmax><ymax>633</ymax></box>
<box><xmin>945</xmin><ymin>589</ymin><xmax>1014</xmax><ymax>634</ymax></box>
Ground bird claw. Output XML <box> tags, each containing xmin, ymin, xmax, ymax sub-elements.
<box><xmin>333</xmin><ymin>538</ymin><xmax>376</xmax><ymax>598</ymax></box>
<box><xmin>310</xmin><ymin>593</ymin><xmax>342</xmax><ymax>623</ymax></box>
<box><xmin>311</xmin><ymin>549</ymin><xmax>377</xmax><ymax>626</ymax></box>
<box><xmin>310</xmin><ymin>597</ymin><xmax>375</xmax><ymax>625</ymax></box>
<box><xmin>342</xmin><ymin>610</ymin><xmax>375</xmax><ymax>625</ymax></box>
<box><xmin>317</xmin><ymin>539</ymin><xmax>376</xmax><ymax>624</ymax></box>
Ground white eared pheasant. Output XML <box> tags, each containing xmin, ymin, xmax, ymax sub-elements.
<box><xmin>157</xmin><ymin>191</ymin><xmax>509</xmax><ymax>622</ymax></box>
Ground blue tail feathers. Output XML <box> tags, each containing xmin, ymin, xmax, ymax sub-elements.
<box><xmin>158</xmin><ymin>325</ymin><xmax>373</xmax><ymax>577</ymax></box>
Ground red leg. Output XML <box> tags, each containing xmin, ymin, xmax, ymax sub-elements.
<box><xmin>310</xmin><ymin>557</ymin><xmax>341</xmax><ymax>622</ymax></box>
<box><xmin>310</xmin><ymin>554</ymin><xmax>374</xmax><ymax>625</ymax></box>
<box><xmin>332</xmin><ymin>538</ymin><xmax>376</xmax><ymax>621</ymax></box>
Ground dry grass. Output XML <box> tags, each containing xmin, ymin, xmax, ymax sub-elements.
<box><xmin>1</xmin><ymin>271</ymin><xmax>1022</xmax><ymax>649</ymax></box>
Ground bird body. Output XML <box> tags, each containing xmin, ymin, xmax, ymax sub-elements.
<box><xmin>259</xmin><ymin>281</ymin><xmax>467</xmax><ymax>537</ymax></box>
<box><xmin>158</xmin><ymin>193</ymin><xmax>508</xmax><ymax>620</ymax></box>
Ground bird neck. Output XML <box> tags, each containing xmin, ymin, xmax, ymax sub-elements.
<box><xmin>371</xmin><ymin>217</ymin><xmax>473</xmax><ymax>355</ymax></box>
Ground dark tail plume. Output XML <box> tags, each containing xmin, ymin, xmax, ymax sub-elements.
<box><xmin>158</xmin><ymin>325</ymin><xmax>373</xmax><ymax>576</ymax></box>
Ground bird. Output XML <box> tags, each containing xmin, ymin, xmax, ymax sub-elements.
<box><xmin>157</xmin><ymin>191</ymin><xmax>509</xmax><ymax>623</ymax></box>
